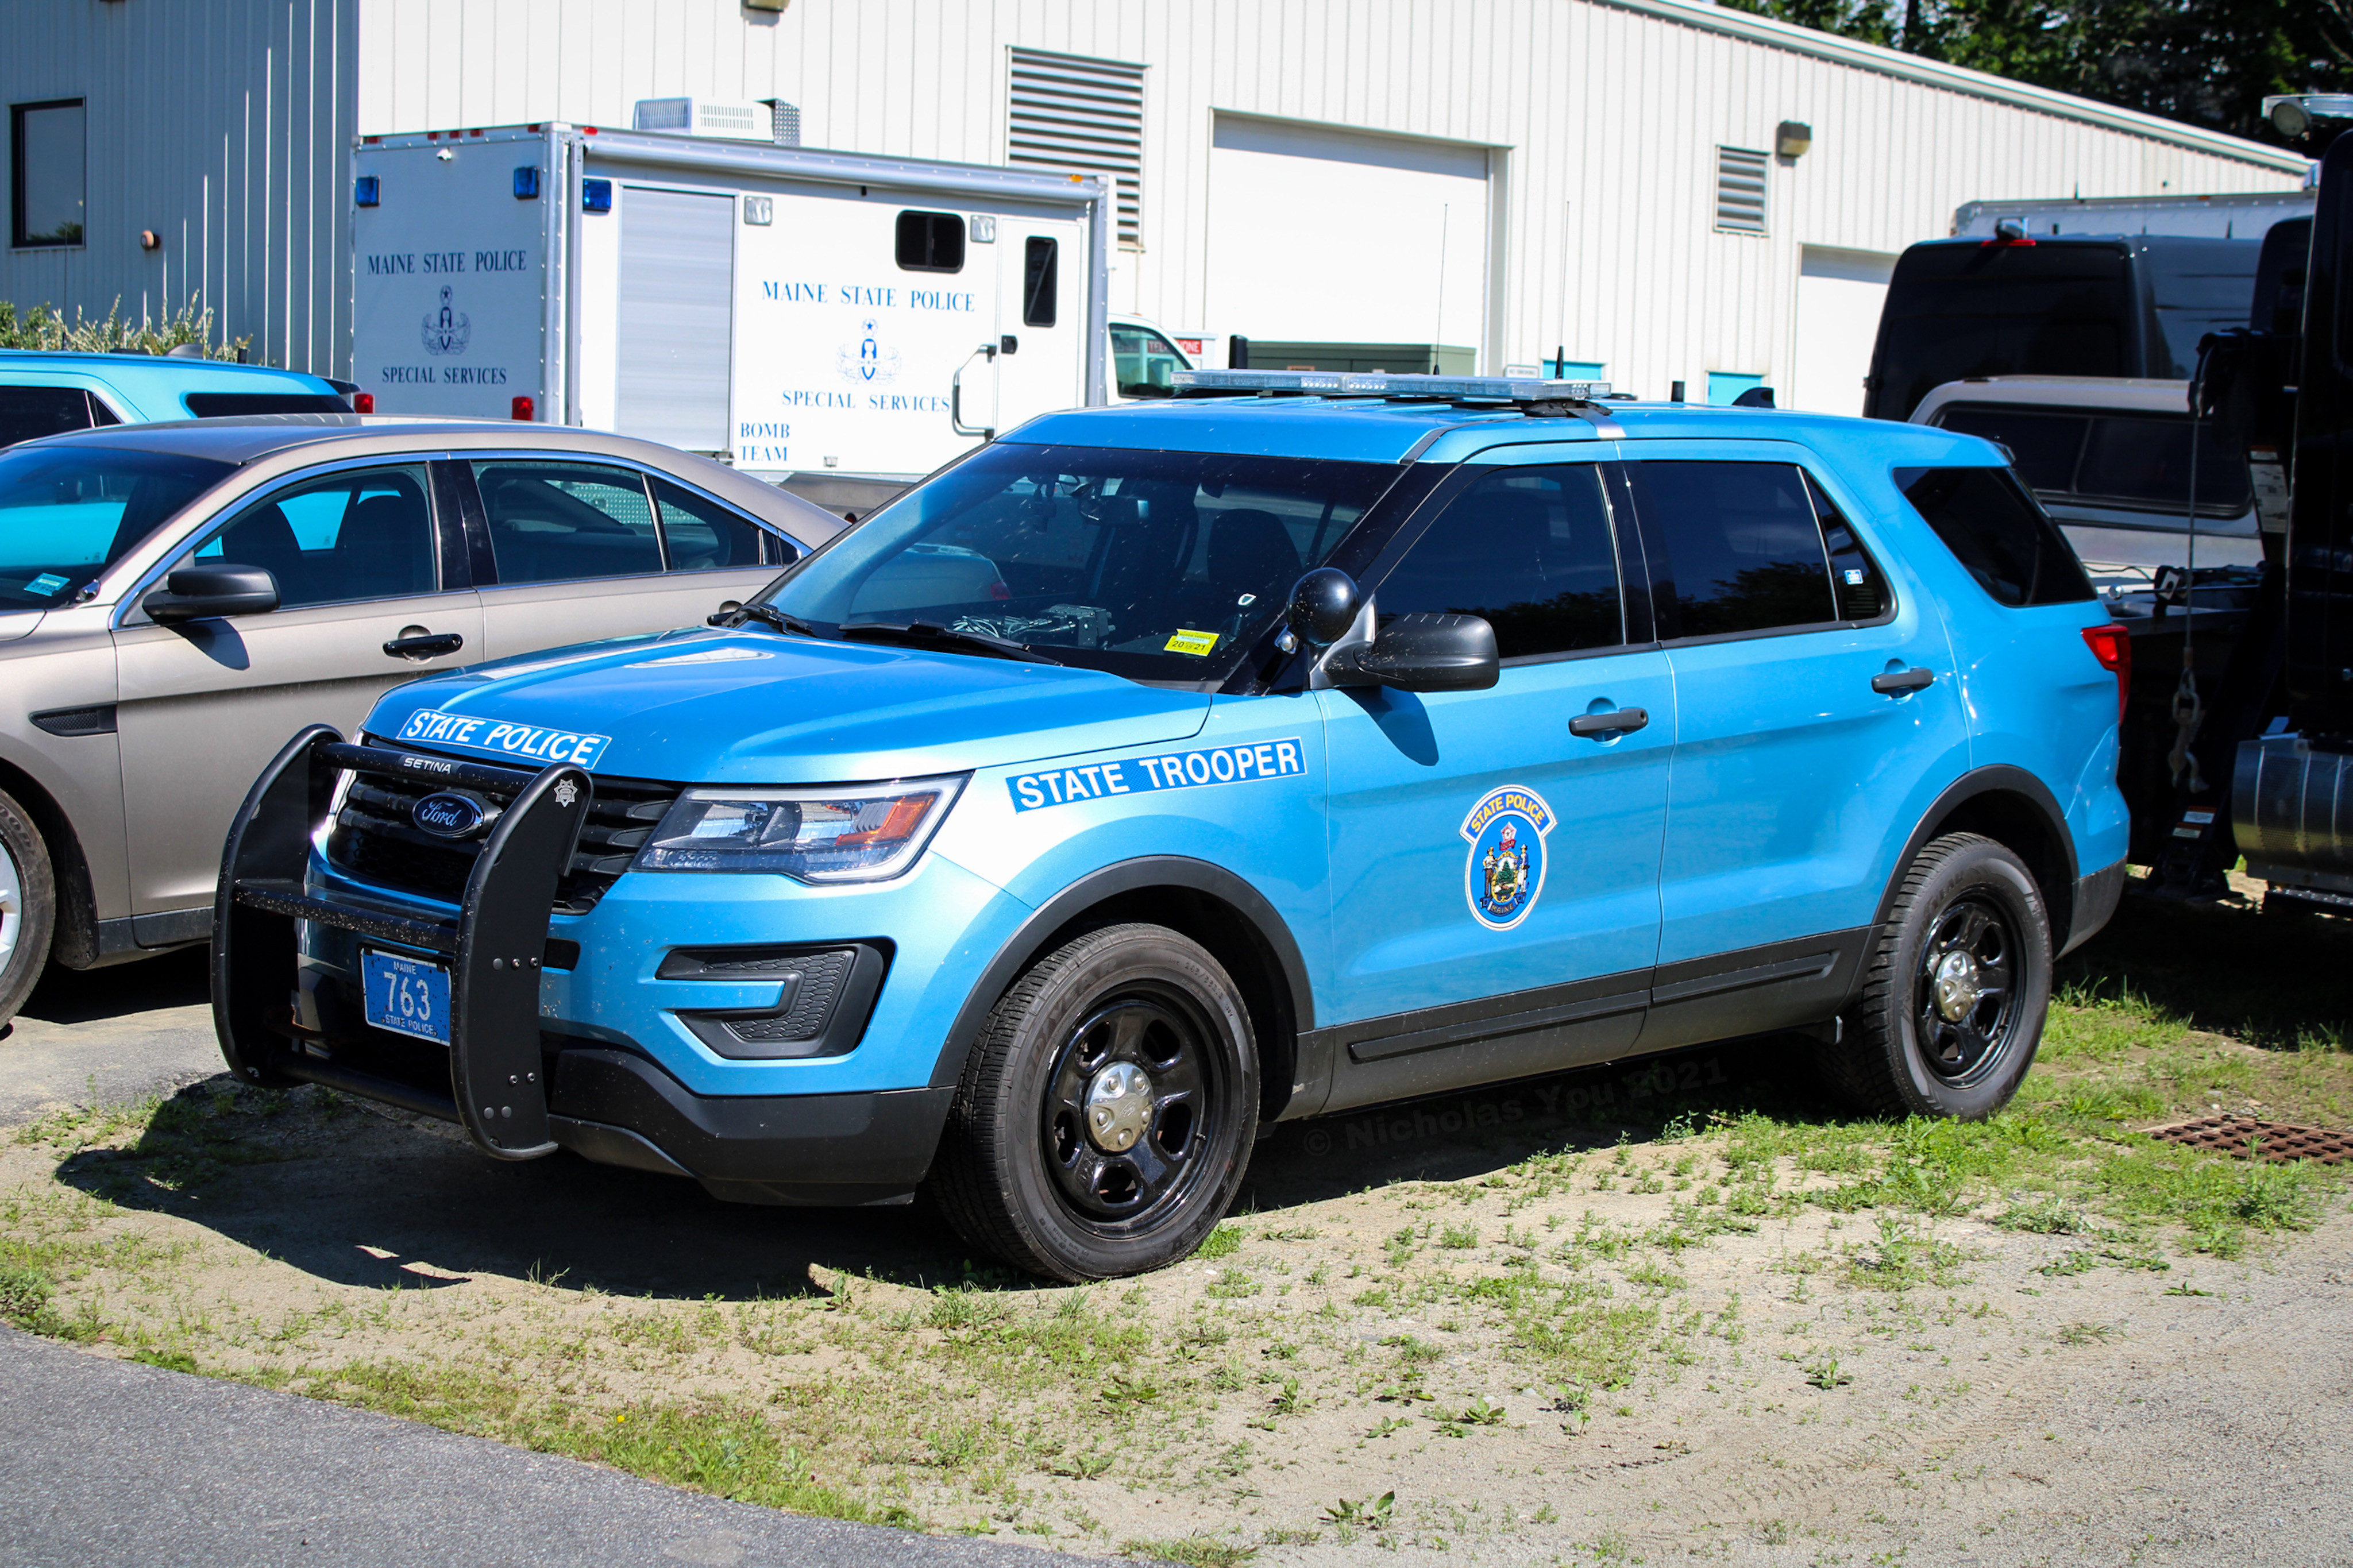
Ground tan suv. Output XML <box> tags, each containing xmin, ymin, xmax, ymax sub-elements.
<box><xmin>0</xmin><ymin>417</ymin><xmax>842</xmax><ymax>1026</ymax></box>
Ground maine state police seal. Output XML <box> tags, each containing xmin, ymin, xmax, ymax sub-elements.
<box><xmin>1459</xmin><ymin>785</ymin><xmax>1556</xmax><ymax>931</ymax></box>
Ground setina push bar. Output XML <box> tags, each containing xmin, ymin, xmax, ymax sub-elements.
<box><xmin>213</xmin><ymin>724</ymin><xmax>589</xmax><ymax>1161</ymax></box>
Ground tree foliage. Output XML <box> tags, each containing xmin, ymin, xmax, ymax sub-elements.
<box><xmin>1720</xmin><ymin>0</ymin><xmax>2352</xmax><ymax>145</ymax></box>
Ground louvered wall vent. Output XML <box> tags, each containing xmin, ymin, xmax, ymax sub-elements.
<box><xmin>1714</xmin><ymin>145</ymin><xmax>1769</xmax><ymax>234</ymax></box>
<box><xmin>1008</xmin><ymin>47</ymin><xmax>1145</xmax><ymax>249</ymax></box>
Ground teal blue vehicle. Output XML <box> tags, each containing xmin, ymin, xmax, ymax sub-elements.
<box><xmin>214</xmin><ymin>370</ymin><xmax>2131</xmax><ymax>1280</ymax></box>
<box><xmin>0</xmin><ymin>350</ymin><xmax>351</xmax><ymax>446</ymax></box>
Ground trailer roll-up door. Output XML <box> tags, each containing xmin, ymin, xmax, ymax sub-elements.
<box><xmin>616</xmin><ymin>187</ymin><xmax>735</xmax><ymax>454</ymax></box>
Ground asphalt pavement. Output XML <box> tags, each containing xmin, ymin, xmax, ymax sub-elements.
<box><xmin>0</xmin><ymin>953</ymin><xmax>1074</xmax><ymax>1568</ymax></box>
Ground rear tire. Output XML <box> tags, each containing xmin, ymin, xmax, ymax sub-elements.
<box><xmin>0</xmin><ymin>788</ymin><xmax>56</xmax><ymax>1029</ymax></box>
<box><xmin>1818</xmin><ymin>833</ymin><xmax>2051</xmax><ymax>1121</ymax></box>
<box><xmin>928</xmin><ymin>924</ymin><xmax>1259</xmax><ymax>1281</ymax></box>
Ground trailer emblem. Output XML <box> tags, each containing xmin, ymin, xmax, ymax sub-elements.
<box><xmin>1460</xmin><ymin>785</ymin><xmax>1555</xmax><ymax>931</ymax></box>
<box><xmin>411</xmin><ymin>791</ymin><xmax>489</xmax><ymax>839</ymax></box>
<box><xmin>421</xmin><ymin>285</ymin><xmax>472</xmax><ymax>356</ymax></box>
<box><xmin>836</xmin><ymin>318</ymin><xmax>900</xmax><ymax>384</ymax></box>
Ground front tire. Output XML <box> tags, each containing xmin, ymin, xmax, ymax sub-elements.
<box><xmin>1819</xmin><ymin>833</ymin><xmax>2051</xmax><ymax>1120</ymax></box>
<box><xmin>928</xmin><ymin>924</ymin><xmax>1259</xmax><ymax>1281</ymax></box>
<box><xmin>0</xmin><ymin>787</ymin><xmax>57</xmax><ymax>1029</ymax></box>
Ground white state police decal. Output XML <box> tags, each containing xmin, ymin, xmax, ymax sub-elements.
<box><xmin>1008</xmin><ymin>738</ymin><xmax>1305</xmax><ymax>812</ymax></box>
<box><xmin>1461</xmin><ymin>785</ymin><xmax>1555</xmax><ymax>930</ymax></box>
<box><xmin>396</xmin><ymin>709</ymin><xmax>612</xmax><ymax>768</ymax></box>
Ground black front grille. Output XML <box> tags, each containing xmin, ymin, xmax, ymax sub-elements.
<box><xmin>324</xmin><ymin>741</ymin><xmax>681</xmax><ymax>913</ymax></box>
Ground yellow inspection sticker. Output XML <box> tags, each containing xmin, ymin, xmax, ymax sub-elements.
<box><xmin>1164</xmin><ymin>629</ymin><xmax>1220</xmax><ymax>656</ymax></box>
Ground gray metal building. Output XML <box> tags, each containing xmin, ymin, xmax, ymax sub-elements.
<box><xmin>3</xmin><ymin>0</ymin><xmax>2306</xmax><ymax>410</ymax></box>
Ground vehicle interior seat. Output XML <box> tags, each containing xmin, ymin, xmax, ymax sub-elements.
<box><xmin>1171</xmin><ymin>508</ymin><xmax>1299</xmax><ymax>632</ymax></box>
<box><xmin>334</xmin><ymin>489</ymin><xmax>436</xmax><ymax>600</ymax></box>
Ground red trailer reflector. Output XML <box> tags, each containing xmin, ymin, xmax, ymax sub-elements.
<box><xmin>511</xmin><ymin>395</ymin><xmax>535</xmax><ymax>421</ymax></box>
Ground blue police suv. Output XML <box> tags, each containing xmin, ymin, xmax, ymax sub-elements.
<box><xmin>215</xmin><ymin>371</ymin><xmax>2131</xmax><ymax>1280</ymax></box>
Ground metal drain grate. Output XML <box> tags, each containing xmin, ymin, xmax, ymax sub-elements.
<box><xmin>2146</xmin><ymin>1115</ymin><xmax>2353</xmax><ymax>1165</ymax></box>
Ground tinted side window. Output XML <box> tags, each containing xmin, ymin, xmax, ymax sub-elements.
<box><xmin>1378</xmin><ymin>465</ymin><xmax>1623</xmax><ymax>659</ymax></box>
<box><xmin>1804</xmin><ymin>473</ymin><xmax>1890</xmax><ymax>621</ymax></box>
<box><xmin>182</xmin><ymin>392</ymin><xmax>349</xmax><ymax>417</ymax></box>
<box><xmin>653</xmin><ymin>477</ymin><xmax>787</xmax><ymax>571</ymax></box>
<box><xmin>1895</xmin><ymin>465</ymin><xmax>2094</xmax><ymax>607</ymax></box>
<box><xmin>1932</xmin><ymin>407</ymin><xmax>2089</xmax><ymax>492</ymax></box>
<box><xmin>0</xmin><ymin>384</ymin><xmax>95</xmax><ymax>447</ymax></box>
<box><xmin>1109</xmin><ymin>325</ymin><xmax>1185</xmax><ymax>399</ymax></box>
<box><xmin>2076</xmin><ymin>415</ymin><xmax>2252</xmax><ymax>511</ymax></box>
<box><xmin>894</xmin><ymin>210</ymin><xmax>965</xmax><ymax>273</ymax></box>
<box><xmin>474</xmin><ymin>461</ymin><xmax>662</xmax><ymax>585</ymax></box>
<box><xmin>187</xmin><ymin>464</ymin><xmax>437</xmax><ymax>609</ymax></box>
<box><xmin>1022</xmin><ymin>237</ymin><xmax>1058</xmax><ymax>328</ymax></box>
<box><xmin>1632</xmin><ymin>462</ymin><xmax>1835</xmax><ymax>638</ymax></box>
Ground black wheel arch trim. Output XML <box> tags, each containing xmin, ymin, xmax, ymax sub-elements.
<box><xmin>929</xmin><ymin>856</ymin><xmax>1316</xmax><ymax>1118</ymax></box>
<box><xmin>1869</xmin><ymin>766</ymin><xmax>2080</xmax><ymax>976</ymax></box>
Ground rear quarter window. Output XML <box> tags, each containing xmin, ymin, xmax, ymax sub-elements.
<box><xmin>181</xmin><ymin>392</ymin><xmax>350</xmax><ymax>417</ymax></box>
<box><xmin>1895</xmin><ymin>465</ymin><xmax>2093</xmax><ymax>608</ymax></box>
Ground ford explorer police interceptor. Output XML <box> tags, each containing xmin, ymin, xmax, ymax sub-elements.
<box><xmin>213</xmin><ymin>370</ymin><xmax>2130</xmax><ymax>1281</ymax></box>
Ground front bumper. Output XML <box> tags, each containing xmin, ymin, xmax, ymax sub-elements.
<box><xmin>213</xmin><ymin>728</ymin><xmax>954</xmax><ymax>1204</ymax></box>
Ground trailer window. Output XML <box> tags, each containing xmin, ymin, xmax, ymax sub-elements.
<box><xmin>1022</xmin><ymin>237</ymin><xmax>1059</xmax><ymax>327</ymax></box>
<box><xmin>896</xmin><ymin>211</ymin><xmax>965</xmax><ymax>274</ymax></box>
<box><xmin>1896</xmin><ymin>465</ymin><xmax>2093</xmax><ymax>608</ymax></box>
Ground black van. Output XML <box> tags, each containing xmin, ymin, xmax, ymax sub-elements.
<box><xmin>1862</xmin><ymin>235</ymin><xmax>2261</xmax><ymax>422</ymax></box>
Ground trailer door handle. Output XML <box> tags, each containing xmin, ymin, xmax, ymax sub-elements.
<box><xmin>385</xmin><ymin>630</ymin><xmax>465</xmax><ymax>661</ymax></box>
<box><xmin>1569</xmin><ymin>706</ymin><xmax>1649</xmax><ymax>737</ymax></box>
<box><xmin>950</xmin><ymin>342</ymin><xmax>997</xmax><ymax>442</ymax></box>
<box><xmin>1870</xmin><ymin>666</ymin><xmax>1935</xmax><ymax>695</ymax></box>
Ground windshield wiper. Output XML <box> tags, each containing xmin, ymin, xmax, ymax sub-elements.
<box><xmin>714</xmin><ymin>601</ymin><xmax>823</xmax><ymax>638</ymax></box>
<box><xmin>838</xmin><ymin>620</ymin><xmax>1065</xmax><ymax>666</ymax></box>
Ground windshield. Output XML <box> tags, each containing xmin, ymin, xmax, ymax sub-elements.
<box><xmin>760</xmin><ymin>442</ymin><xmax>1398</xmax><ymax>682</ymax></box>
<box><xmin>0</xmin><ymin>445</ymin><xmax>235</xmax><ymax>611</ymax></box>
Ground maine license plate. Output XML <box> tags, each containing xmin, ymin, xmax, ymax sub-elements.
<box><xmin>362</xmin><ymin>949</ymin><xmax>450</xmax><ymax>1045</ymax></box>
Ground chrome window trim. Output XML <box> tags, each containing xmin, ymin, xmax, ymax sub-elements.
<box><xmin>110</xmin><ymin>451</ymin><xmax>463</xmax><ymax>629</ymax></box>
<box><xmin>456</xmin><ymin>448</ymin><xmax>799</xmax><ymax>592</ymax></box>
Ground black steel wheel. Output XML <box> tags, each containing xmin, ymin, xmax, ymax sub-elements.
<box><xmin>1910</xmin><ymin>894</ymin><xmax>2023</xmax><ymax>1088</ymax></box>
<box><xmin>928</xmin><ymin>924</ymin><xmax>1258</xmax><ymax>1281</ymax></box>
<box><xmin>1818</xmin><ymin>833</ymin><xmax>2051</xmax><ymax>1120</ymax></box>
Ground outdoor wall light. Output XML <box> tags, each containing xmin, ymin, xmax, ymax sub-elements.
<box><xmin>1776</xmin><ymin>121</ymin><xmax>1812</xmax><ymax>159</ymax></box>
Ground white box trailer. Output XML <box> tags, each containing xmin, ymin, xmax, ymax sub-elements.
<box><xmin>1952</xmin><ymin>188</ymin><xmax>2313</xmax><ymax>241</ymax></box>
<box><xmin>351</xmin><ymin>123</ymin><xmax>1112</xmax><ymax>488</ymax></box>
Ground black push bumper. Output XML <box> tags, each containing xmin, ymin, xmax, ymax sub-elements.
<box><xmin>215</xmin><ymin>725</ymin><xmax>592</xmax><ymax>1160</ymax></box>
<box><xmin>213</xmin><ymin>727</ymin><xmax>949</xmax><ymax>1203</ymax></box>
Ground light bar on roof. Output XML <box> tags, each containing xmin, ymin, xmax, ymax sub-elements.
<box><xmin>1171</xmin><ymin>369</ymin><xmax>1611</xmax><ymax>401</ymax></box>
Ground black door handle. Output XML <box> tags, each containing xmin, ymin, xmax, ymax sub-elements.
<box><xmin>384</xmin><ymin>631</ymin><xmax>464</xmax><ymax>659</ymax></box>
<box><xmin>1870</xmin><ymin>666</ymin><xmax>1935</xmax><ymax>695</ymax></box>
<box><xmin>1569</xmin><ymin>706</ymin><xmax>1649</xmax><ymax>737</ymax></box>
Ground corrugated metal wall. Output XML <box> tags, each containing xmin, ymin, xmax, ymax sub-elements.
<box><xmin>0</xmin><ymin>0</ymin><xmax>356</xmax><ymax>377</ymax></box>
<box><xmin>7</xmin><ymin>0</ymin><xmax>2300</xmax><ymax>387</ymax></box>
<box><xmin>352</xmin><ymin>0</ymin><xmax>2303</xmax><ymax>395</ymax></box>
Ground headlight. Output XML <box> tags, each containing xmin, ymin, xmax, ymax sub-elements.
<box><xmin>634</xmin><ymin>775</ymin><xmax>966</xmax><ymax>882</ymax></box>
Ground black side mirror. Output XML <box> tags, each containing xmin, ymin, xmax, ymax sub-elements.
<box><xmin>144</xmin><ymin>563</ymin><xmax>280</xmax><ymax>625</ymax></box>
<box><xmin>1345</xmin><ymin>612</ymin><xmax>1499</xmax><ymax>693</ymax></box>
<box><xmin>1285</xmin><ymin>567</ymin><xmax>1360</xmax><ymax>647</ymax></box>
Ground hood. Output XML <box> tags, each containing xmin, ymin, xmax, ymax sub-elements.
<box><xmin>363</xmin><ymin>628</ymin><xmax>1213</xmax><ymax>783</ymax></box>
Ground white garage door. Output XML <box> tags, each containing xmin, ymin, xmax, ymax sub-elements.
<box><xmin>1206</xmin><ymin>115</ymin><xmax>1490</xmax><ymax>360</ymax></box>
<box><xmin>1790</xmin><ymin>246</ymin><xmax>1896</xmax><ymax>417</ymax></box>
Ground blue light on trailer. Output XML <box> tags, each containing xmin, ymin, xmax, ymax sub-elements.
<box><xmin>354</xmin><ymin>175</ymin><xmax>380</xmax><ymax>208</ymax></box>
<box><xmin>513</xmin><ymin>166</ymin><xmax>541</xmax><ymax>200</ymax></box>
<box><xmin>581</xmin><ymin>179</ymin><xmax>613</xmax><ymax>214</ymax></box>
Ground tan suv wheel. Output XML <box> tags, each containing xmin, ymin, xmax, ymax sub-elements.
<box><xmin>0</xmin><ymin>787</ymin><xmax>56</xmax><ymax>1029</ymax></box>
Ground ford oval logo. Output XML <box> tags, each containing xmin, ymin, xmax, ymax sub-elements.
<box><xmin>411</xmin><ymin>791</ymin><xmax>487</xmax><ymax>839</ymax></box>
